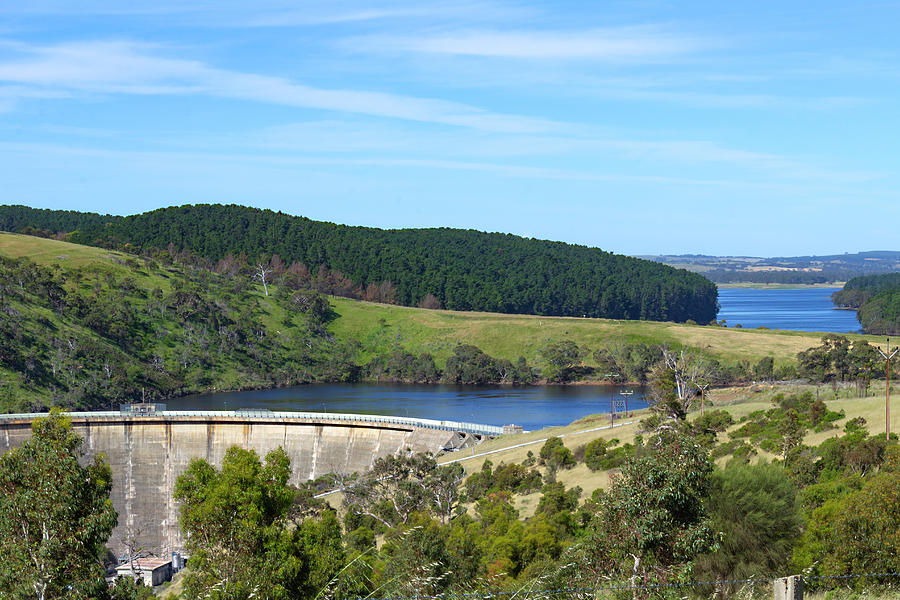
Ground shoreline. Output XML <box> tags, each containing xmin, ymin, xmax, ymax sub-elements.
<box><xmin>717</xmin><ymin>282</ymin><xmax>845</xmax><ymax>290</ymax></box>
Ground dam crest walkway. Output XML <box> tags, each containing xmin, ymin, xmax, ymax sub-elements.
<box><xmin>0</xmin><ymin>409</ymin><xmax>504</xmax><ymax>436</ymax></box>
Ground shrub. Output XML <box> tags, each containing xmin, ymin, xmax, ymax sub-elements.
<box><xmin>584</xmin><ymin>438</ymin><xmax>609</xmax><ymax>471</ymax></box>
<box><xmin>539</xmin><ymin>437</ymin><xmax>575</xmax><ymax>470</ymax></box>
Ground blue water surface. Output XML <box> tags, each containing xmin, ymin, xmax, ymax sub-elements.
<box><xmin>717</xmin><ymin>287</ymin><xmax>860</xmax><ymax>333</ymax></box>
<box><xmin>174</xmin><ymin>383</ymin><xmax>646</xmax><ymax>431</ymax></box>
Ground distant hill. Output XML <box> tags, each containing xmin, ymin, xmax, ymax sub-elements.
<box><xmin>640</xmin><ymin>251</ymin><xmax>900</xmax><ymax>284</ymax></box>
<box><xmin>0</xmin><ymin>233</ymin><xmax>839</xmax><ymax>412</ymax></box>
<box><xmin>833</xmin><ymin>273</ymin><xmax>900</xmax><ymax>335</ymax></box>
<box><xmin>0</xmin><ymin>204</ymin><xmax>718</xmax><ymax>324</ymax></box>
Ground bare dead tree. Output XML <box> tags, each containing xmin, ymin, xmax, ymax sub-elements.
<box><xmin>255</xmin><ymin>263</ymin><xmax>271</xmax><ymax>296</ymax></box>
<box><xmin>645</xmin><ymin>347</ymin><xmax>718</xmax><ymax>435</ymax></box>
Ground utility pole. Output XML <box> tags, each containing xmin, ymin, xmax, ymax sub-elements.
<box><xmin>604</xmin><ymin>372</ymin><xmax>619</xmax><ymax>426</ymax></box>
<box><xmin>619</xmin><ymin>389</ymin><xmax>634</xmax><ymax>417</ymax></box>
<box><xmin>877</xmin><ymin>338</ymin><xmax>898</xmax><ymax>441</ymax></box>
<box><xmin>698</xmin><ymin>382</ymin><xmax>710</xmax><ymax>417</ymax></box>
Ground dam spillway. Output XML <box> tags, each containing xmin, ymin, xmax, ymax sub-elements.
<box><xmin>0</xmin><ymin>410</ymin><xmax>501</xmax><ymax>558</ymax></box>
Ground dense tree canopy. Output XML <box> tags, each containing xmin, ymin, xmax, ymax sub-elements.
<box><xmin>694</xmin><ymin>461</ymin><xmax>802</xmax><ymax>584</ymax></box>
<box><xmin>1</xmin><ymin>204</ymin><xmax>719</xmax><ymax>323</ymax></box>
<box><xmin>0</xmin><ymin>410</ymin><xmax>117</xmax><ymax>600</ymax></box>
<box><xmin>173</xmin><ymin>446</ymin><xmax>342</xmax><ymax>600</ymax></box>
<box><xmin>833</xmin><ymin>272</ymin><xmax>900</xmax><ymax>334</ymax></box>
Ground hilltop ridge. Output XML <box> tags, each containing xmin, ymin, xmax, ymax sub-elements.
<box><xmin>0</xmin><ymin>204</ymin><xmax>718</xmax><ymax>324</ymax></box>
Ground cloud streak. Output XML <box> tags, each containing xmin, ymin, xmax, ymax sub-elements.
<box><xmin>0</xmin><ymin>139</ymin><xmax>856</xmax><ymax>194</ymax></box>
<box><xmin>344</xmin><ymin>26</ymin><xmax>714</xmax><ymax>61</ymax></box>
<box><xmin>0</xmin><ymin>39</ymin><xmax>560</xmax><ymax>133</ymax></box>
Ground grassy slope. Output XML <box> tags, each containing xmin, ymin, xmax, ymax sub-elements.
<box><xmin>0</xmin><ymin>231</ymin><xmax>174</xmax><ymax>290</ymax></box>
<box><xmin>327</xmin><ymin>295</ymin><xmax>876</xmax><ymax>370</ymax></box>
<box><xmin>0</xmin><ymin>232</ymin><xmax>323</xmax><ymax>407</ymax></box>
<box><xmin>437</xmin><ymin>385</ymin><xmax>899</xmax><ymax>517</ymax></box>
<box><xmin>0</xmin><ymin>232</ymin><xmax>887</xmax><ymax>380</ymax></box>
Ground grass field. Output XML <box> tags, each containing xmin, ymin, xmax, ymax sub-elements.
<box><xmin>327</xmin><ymin>295</ymin><xmax>880</xmax><ymax>371</ymax></box>
<box><xmin>0</xmin><ymin>231</ymin><xmax>132</xmax><ymax>268</ymax></box>
<box><xmin>0</xmin><ymin>231</ymin><xmax>177</xmax><ymax>292</ymax></box>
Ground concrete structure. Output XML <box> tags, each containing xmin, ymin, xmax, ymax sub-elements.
<box><xmin>115</xmin><ymin>558</ymin><xmax>173</xmax><ymax>587</ymax></box>
<box><xmin>0</xmin><ymin>410</ymin><xmax>500</xmax><ymax>557</ymax></box>
<box><xmin>774</xmin><ymin>576</ymin><xmax>803</xmax><ymax>600</ymax></box>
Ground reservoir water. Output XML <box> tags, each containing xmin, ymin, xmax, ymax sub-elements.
<box><xmin>173</xmin><ymin>384</ymin><xmax>647</xmax><ymax>431</ymax></box>
<box><xmin>716</xmin><ymin>287</ymin><xmax>860</xmax><ymax>333</ymax></box>
<box><xmin>176</xmin><ymin>286</ymin><xmax>854</xmax><ymax>428</ymax></box>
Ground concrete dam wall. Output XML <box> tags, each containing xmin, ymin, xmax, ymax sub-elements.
<box><xmin>0</xmin><ymin>411</ymin><xmax>499</xmax><ymax>558</ymax></box>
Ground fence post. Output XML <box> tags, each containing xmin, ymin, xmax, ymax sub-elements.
<box><xmin>773</xmin><ymin>576</ymin><xmax>803</xmax><ymax>600</ymax></box>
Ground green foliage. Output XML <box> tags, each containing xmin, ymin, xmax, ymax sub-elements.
<box><xmin>794</xmin><ymin>470</ymin><xmax>900</xmax><ymax>586</ymax></box>
<box><xmin>834</xmin><ymin>272</ymin><xmax>900</xmax><ymax>334</ymax></box>
<box><xmin>727</xmin><ymin>391</ymin><xmax>843</xmax><ymax>458</ymax></box>
<box><xmin>1</xmin><ymin>204</ymin><xmax>720</xmax><ymax>323</ymax></box>
<box><xmin>0</xmin><ymin>251</ymin><xmax>357</xmax><ymax>410</ymax></box>
<box><xmin>443</xmin><ymin>345</ymin><xmax>501</xmax><ymax>384</ymax></box>
<box><xmin>798</xmin><ymin>334</ymin><xmax>891</xmax><ymax>386</ymax></box>
<box><xmin>0</xmin><ymin>410</ymin><xmax>118</xmax><ymax>600</ymax></box>
<box><xmin>465</xmin><ymin>460</ymin><xmax>543</xmax><ymax>501</ymax></box>
<box><xmin>564</xmin><ymin>434</ymin><xmax>716</xmax><ymax>593</ymax></box>
<box><xmin>690</xmin><ymin>409</ymin><xmax>734</xmax><ymax>447</ymax></box>
<box><xmin>539</xmin><ymin>341</ymin><xmax>584</xmax><ymax>383</ymax></box>
<box><xmin>342</xmin><ymin>453</ymin><xmax>465</xmax><ymax>529</ymax></box>
<box><xmin>535</xmin><ymin>482</ymin><xmax>583</xmax><ymax>537</ymax></box>
<box><xmin>538</xmin><ymin>437</ymin><xmax>576</xmax><ymax>471</ymax></box>
<box><xmin>816</xmin><ymin>426</ymin><xmax>891</xmax><ymax>478</ymax></box>
<box><xmin>593</xmin><ymin>342</ymin><xmax>664</xmax><ymax>384</ymax></box>
<box><xmin>366</xmin><ymin>349</ymin><xmax>440</xmax><ymax>383</ymax></box>
<box><xmin>753</xmin><ymin>355</ymin><xmax>775</xmax><ymax>380</ymax></box>
<box><xmin>583</xmin><ymin>437</ymin><xmax>608</xmax><ymax>471</ymax></box>
<box><xmin>173</xmin><ymin>446</ymin><xmax>328</xmax><ymax>600</ymax></box>
<box><xmin>379</xmin><ymin>516</ymin><xmax>454</xmax><ymax>598</ymax></box>
<box><xmin>694</xmin><ymin>461</ymin><xmax>802</xmax><ymax>583</ymax></box>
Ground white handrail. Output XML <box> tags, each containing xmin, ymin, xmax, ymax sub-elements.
<box><xmin>0</xmin><ymin>410</ymin><xmax>504</xmax><ymax>436</ymax></box>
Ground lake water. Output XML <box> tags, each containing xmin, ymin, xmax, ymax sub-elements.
<box><xmin>173</xmin><ymin>384</ymin><xmax>648</xmax><ymax>431</ymax></box>
<box><xmin>717</xmin><ymin>287</ymin><xmax>860</xmax><ymax>333</ymax></box>
<box><xmin>175</xmin><ymin>287</ymin><xmax>853</xmax><ymax>428</ymax></box>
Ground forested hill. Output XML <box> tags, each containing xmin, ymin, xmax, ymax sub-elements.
<box><xmin>0</xmin><ymin>204</ymin><xmax>718</xmax><ymax>323</ymax></box>
<box><xmin>833</xmin><ymin>272</ymin><xmax>900</xmax><ymax>334</ymax></box>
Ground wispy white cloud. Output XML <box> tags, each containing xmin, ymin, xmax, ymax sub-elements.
<box><xmin>18</xmin><ymin>116</ymin><xmax>879</xmax><ymax>185</ymax></box>
<box><xmin>0</xmin><ymin>0</ymin><xmax>530</xmax><ymax>28</ymax></box>
<box><xmin>587</xmin><ymin>87</ymin><xmax>868</xmax><ymax>110</ymax></box>
<box><xmin>0</xmin><ymin>39</ymin><xmax>560</xmax><ymax>133</ymax></box>
<box><xmin>241</xmin><ymin>1</ymin><xmax>525</xmax><ymax>27</ymax></box>
<box><xmin>343</xmin><ymin>26</ymin><xmax>715</xmax><ymax>61</ymax></box>
<box><xmin>238</xmin><ymin>120</ymin><xmax>881</xmax><ymax>183</ymax></box>
<box><xmin>0</xmin><ymin>139</ymin><xmax>854</xmax><ymax>193</ymax></box>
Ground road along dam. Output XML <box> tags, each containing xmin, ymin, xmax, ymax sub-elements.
<box><xmin>0</xmin><ymin>409</ymin><xmax>502</xmax><ymax>558</ymax></box>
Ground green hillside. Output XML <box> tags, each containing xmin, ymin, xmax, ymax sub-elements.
<box><xmin>833</xmin><ymin>272</ymin><xmax>900</xmax><ymax>334</ymax></box>
<box><xmin>0</xmin><ymin>204</ymin><xmax>718</xmax><ymax>323</ymax></box>
<box><xmin>0</xmin><ymin>232</ymin><xmax>362</xmax><ymax>411</ymax></box>
<box><xmin>1</xmin><ymin>232</ymin><xmax>881</xmax><ymax>413</ymax></box>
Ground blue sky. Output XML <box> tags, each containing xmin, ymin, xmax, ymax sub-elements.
<box><xmin>1</xmin><ymin>1</ymin><xmax>898</xmax><ymax>256</ymax></box>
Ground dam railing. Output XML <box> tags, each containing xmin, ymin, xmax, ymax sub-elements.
<box><xmin>0</xmin><ymin>410</ymin><xmax>505</xmax><ymax>436</ymax></box>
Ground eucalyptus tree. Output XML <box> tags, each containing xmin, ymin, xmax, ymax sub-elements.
<box><xmin>0</xmin><ymin>410</ymin><xmax>117</xmax><ymax>600</ymax></box>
